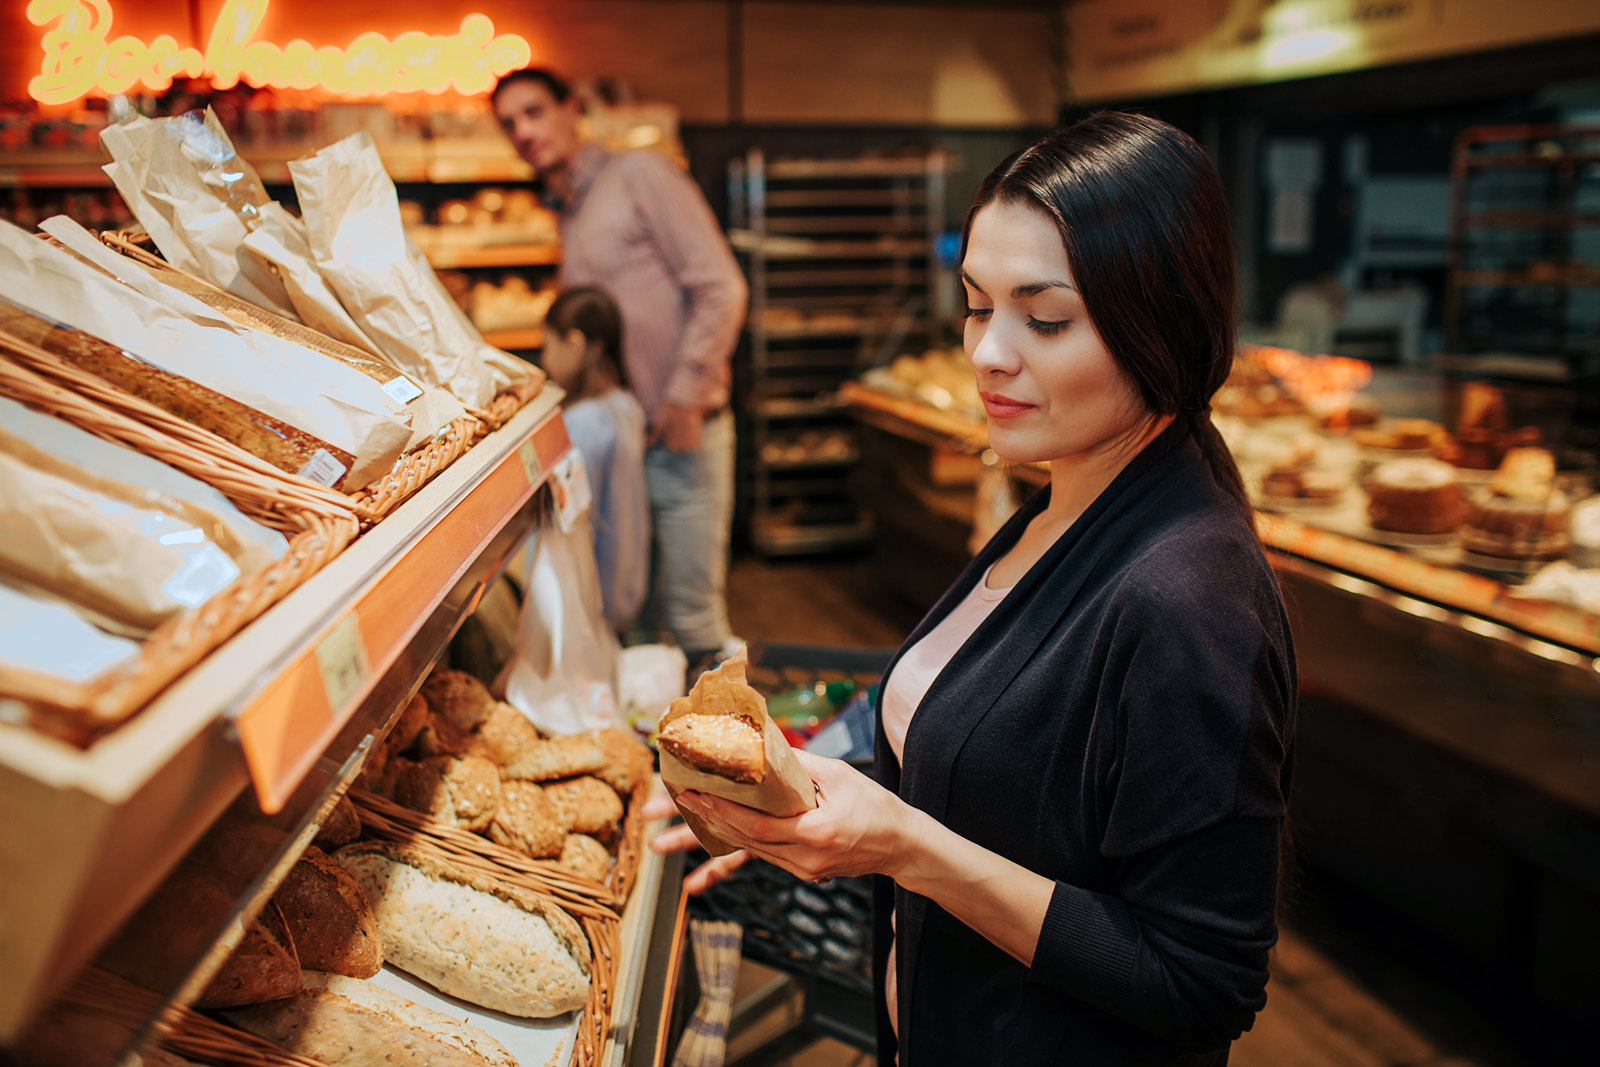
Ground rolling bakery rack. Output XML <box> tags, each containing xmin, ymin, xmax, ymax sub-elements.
<box><xmin>0</xmin><ymin>372</ymin><xmax>688</xmax><ymax>1066</ymax></box>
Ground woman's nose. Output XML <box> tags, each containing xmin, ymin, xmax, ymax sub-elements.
<box><xmin>968</xmin><ymin>320</ymin><xmax>1019</xmax><ymax>377</ymax></box>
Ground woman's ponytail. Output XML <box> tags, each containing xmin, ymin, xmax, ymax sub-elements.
<box><xmin>1189</xmin><ymin>411</ymin><xmax>1254</xmax><ymax>532</ymax></box>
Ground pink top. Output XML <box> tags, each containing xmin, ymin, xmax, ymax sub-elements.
<box><xmin>881</xmin><ymin>563</ymin><xmax>1013</xmax><ymax>1039</ymax></box>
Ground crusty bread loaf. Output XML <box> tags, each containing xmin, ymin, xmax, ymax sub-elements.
<box><xmin>273</xmin><ymin>846</ymin><xmax>383</xmax><ymax>978</ymax></box>
<box><xmin>391</xmin><ymin>754</ymin><xmax>500</xmax><ymax>830</ymax></box>
<box><xmin>485</xmin><ymin>780</ymin><xmax>566</xmax><ymax>858</ymax></box>
<box><xmin>557</xmin><ymin>833</ymin><xmax>613</xmax><ymax>884</ymax></box>
<box><xmin>227</xmin><ymin>971</ymin><xmax>516</xmax><ymax>1067</ymax></box>
<box><xmin>335</xmin><ymin>841</ymin><xmax>591</xmax><ymax>1017</ymax></box>
<box><xmin>198</xmin><ymin>898</ymin><xmax>302</xmax><ymax>1009</ymax></box>
<box><xmin>415</xmin><ymin>708</ymin><xmax>477</xmax><ymax>758</ymax></box>
<box><xmin>388</xmin><ymin>691</ymin><xmax>432</xmax><ymax>754</ymax></box>
<box><xmin>500</xmin><ymin>732</ymin><xmax>608</xmax><ymax>782</ymax></box>
<box><xmin>314</xmin><ymin>795</ymin><xmax>362</xmax><ymax>850</ymax></box>
<box><xmin>544</xmin><ymin>775</ymin><xmax>624</xmax><ymax>835</ymax></box>
<box><xmin>590</xmin><ymin>727</ymin><xmax>653</xmax><ymax>794</ymax></box>
<box><xmin>420</xmin><ymin>669</ymin><xmax>495</xmax><ymax>731</ymax></box>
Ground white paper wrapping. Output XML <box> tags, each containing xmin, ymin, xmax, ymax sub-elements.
<box><xmin>0</xmin><ymin>218</ymin><xmax>413</xmax><ymax>489</ymax></box>
<box><xmin>291</xmin><ymin>133</ymin><xmax>516</xmax><ymax>409</ymax></box>
<box><xmin>243</xmin><ymin>201</ymin><xmax>386</xmax><ymax>356</ymax></box>
<box><xmin>100</xmin><ymin>110</ymin><xmax>297</xmax><ymax>318</ymax></box>
<box><xmin>0</xmin><ymin>583</ymin><xmax>140</xmax><ymax>686</ymax></box>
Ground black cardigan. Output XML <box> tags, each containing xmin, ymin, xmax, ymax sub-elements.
<box><xmin>872</xmin><ymin>422</ymin><xmax>1296</xmax><ymax>1066</ymax></box>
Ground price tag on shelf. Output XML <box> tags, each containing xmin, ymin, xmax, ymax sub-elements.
<box><xmin>517</xmin><ymin>438</ymin><xmax>543</xmax><ymax>488</ymax></box>
<box><xmin>314</xmin><ymin>613</ymin><xmax>368</xmax><ymax>714</ymax></box>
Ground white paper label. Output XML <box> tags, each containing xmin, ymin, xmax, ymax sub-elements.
<box><xmin>551</xmin><ymin>447</ymin><xmax>592</xmax><ymax>533</ymax></box>
<box><xmin>162</xmin><ymin>543</ymin><xmax>242</xmax><ymax>608</ymax></box>
<box><xmin>297</xmin><ymin>448</ymin><xmax>348</xmax><ymax>487</ymax></box>
<box><xmin>315</xmin><ymin>612</ymin><xmax>368</xmax><ymax>712</ymax></box>
<box><xmin>380</xmin><ymin>375</ymin><xmax>424</xmax><ymax>405</ymax></box>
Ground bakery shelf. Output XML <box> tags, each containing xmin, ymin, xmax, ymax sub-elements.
<box><xmin>754</xmin><ymin>396</ymin><xmax>847</xmax><ymax>419</ymax></box>
<box><xmin>764</xmin><ymin>156</ymin><xmax>947</xmax><ymax>179</ymax></box>
<box><xmin>751</xmin><ymin>516</ymin><xmax>875</xmax><ymax>555</ymax></box>
<box><xmin>764</xmin><ymin>216</ymin><xmax>929</xmax><ymax>235</ymax></box>
<box><xmin>760</xmin><ymin>450</ymin><xmax>861</xmax><ymax>470</ymax></box>
<box><xmin>425</xmin><ymin>244</ymin><xmax>563</xmax><ymax>270</ymax></box>
<box><xmin>0</xmin><ymin>386</ymin><xmax>571</xmax><ymax>1047</ymax></box>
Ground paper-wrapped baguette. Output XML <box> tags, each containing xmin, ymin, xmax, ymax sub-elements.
<box><xmin>335</xmin><ymin>841</ymin><xmax>591</xmax><ymax>1017</ymax></box>
<box><xmin>657</xmin><ymin>648</ymin><xmax>817</xmax><ymax>856</ymax></box>
<box><xmin>227</xmin><ymin>971</ymin><xmax>516</xmax><ymax>1067</ymax></box>
<box><xmin>0</xmin><ymin>218</ymin><xmax>412</xmax><ymax>490</ymax></box>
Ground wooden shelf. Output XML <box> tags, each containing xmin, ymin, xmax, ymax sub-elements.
<box><xmin>0</xmin><ymin>388</ymin><xmax>571</xmax><ymax>1044</ymax></box>
<box><xmin>765</xmin><ymin>156</ymin><xmax>944</xmax><ymax>179</ymax></box>
<box><xmin>482</xmin><ymin>327</ymin><xmax>548</xmax><ymax>350</ymax></box>
<box><xmin>424</xmin><ymin>244</ymin><xmax>562</xmax><ymax>270</ymax></box>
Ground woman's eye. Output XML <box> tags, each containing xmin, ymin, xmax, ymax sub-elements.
<box><xmin>1028</xmin><ymin>317</ymin><xmax>1068</xmax><ymax>336</ymax></box>
<box><xmin>963</xmin><ymin>307</ymin><xmax>992</xmax><ymax>320</ymax></box>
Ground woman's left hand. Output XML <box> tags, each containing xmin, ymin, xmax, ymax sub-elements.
<box><xmin>674</xmin><ymin>749</ymin><xmax>916</xmax><ymax>883</ymax></box>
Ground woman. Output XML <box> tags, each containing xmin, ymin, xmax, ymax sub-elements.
<box><xmin>646</xmin><ymin>113</ymin><xmax>1296</xmax><ymax>1065</ymax></box>
<box><xmin>541</xmin><ymin>286</ymin><xmax>650</xmax><ymax>631</ymax></box>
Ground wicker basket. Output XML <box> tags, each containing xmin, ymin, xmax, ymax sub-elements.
<box><xmin>99</xmin><ymin>228</ymin><xmax>547</xmax><ymax>520</ymax></box>
<box><xmin>0</xmin><ymin>339</ymin><xmax>359</xmax><ymax>743</ymax></box>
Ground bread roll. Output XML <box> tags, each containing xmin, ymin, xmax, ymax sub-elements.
<box><xmin>415</xmin><ymin>708</ymin><xmax>477</xmax><ymax>758</ymax></box>
<box><xmin>420</xmin><ymin>669</ymin><xmax>495</xmax><ymax>731</ymax></box>
<box><xmin>227</xmin><ymin>971</ymin><xmax>516</xmax><ymax>1067</ymax></box>
<box><xmin>273</xmin><ymin>847</ymin><xmax>383</xmax><ymax>978</ymax></box>
<box><xmin>557</xmin><ymin>834</ymin><xmax>613</xmax><ymax>884</ymax></box>
<box><xmin>544</xmin><ymin>775</ymin><xmax>624</xmax><ymax>835</ymax></box>
<box><xmin>198</xmin><ymin>898</ymin><xmax>302</xmax><ymax>1009</ymax></box>
<box><xmin>473</xmin><ymin>700</ymin><xmax>546</xmax><ymax>767</ymax></box>
<box><xmin>500</xmin><ymin>733</ymin><xmax>607</xmax><ymax>782</ymax></box>
<box><xmin>314</xmin><ymin>795</ymin><xmax>362</xmax><ymax>850</ymax></box>
<box><xmin>658</xmin><ymin>713</ymin><xmax>765</xmax><ymax>785</ymax></box>
<box><xmin>486</xmin><ymin>780</ymin><xmax>565</xmax><ymax>859</ymax></box>
<box><xmin>590</xmin><ymin>727</ymin><xmax>653</xmax><ymax>794</ymax></box>
<box><xmin>335</xmin><ymin>841</ymin><xmax>590</xmax><ymax>1017</ymax></box>
<box><xmin>391</xmin><ymin>754</ymin><xmax>500</xmax><ymax>830</ymax></box>
<box><xmin>389</xmin><ymin>691</ymin><xmax>432</xmax><ymax>754</ymax></box>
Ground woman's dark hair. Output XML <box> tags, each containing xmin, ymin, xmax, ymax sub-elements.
<box><xmin>962</xmin><ymin>111</ymin><xmax>1251</xmax><ymax>523</ymax></box>
<box><xmin>490</xmin><ymin>67</ymin><xmax>572</xmax><ymax>106</ymax></box>
<box><xmin>544</xmin><ymin>286</ymin><xmax>628</xmax><ymax>391</ymax></box>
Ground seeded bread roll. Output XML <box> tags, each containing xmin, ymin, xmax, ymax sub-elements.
<box><xmin>334</xmin><ymin>841</ymin><xmax>591</xmax><ymax>1017</ymax></box>
<box><xmin>544</xmin><ymin>775</ymin><xmax>625</xmax><ymax>835</ymax></box>
<box><xmin>415</xmin><ymin>708</ymin><xmax>477</xmax><ymax>758</ymax></box>
<box><xmin>590</xmin><ymin>727</ymin><xmax>653</xmax><ymax>794</ymax></box>
<box><xmin>486</xmin><ymin>780</ymin><xmax>566</xmax><ymax>858</ymax></box>
<box><xmin>658</xmin><ymin>713</ymin><xmax>765</xmax><ymax>785</ymax></box>
<box><xmin>272</xmin><ymin>846</ymin><xmax>383</xmax><ymax>978</ymax></box>
<box><xmin>500</xmin><ymin>733</ymin><xmax>608</xmax><ymax>782</ymax></box>
<box><xmin>557</xmin><ymin>834</ymin><xmax>613</xmax><ymax>884</ymax></box>
<box><xmin>473</xmin><ymin>700</ymin><xmax>546</xmax><ymax>767</ymax></box>
<box><xmin>420</xmin><ymin>669</ymin><xmax>495</xmax><ymax>731</ymax></box>
<box><xmin>391</xmin><ymin>755</ymin><xmax>500</xmax><ymax>830</ymax></box>
<box><xmin>227</xmin><ymin>971</ymin><xmax>516</xmax><ymax>1067</ymax></box>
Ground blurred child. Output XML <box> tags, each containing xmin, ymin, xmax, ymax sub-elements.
<box><xmin>541</xmin><ymin>287</ymin><xmax>649</xmax><ymax>631</ymax></box>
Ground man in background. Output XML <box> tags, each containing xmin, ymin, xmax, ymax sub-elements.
<box><xmin>492</xmin><ymin>68</ymin><xmax>746</xmax><ymax>665</ymax></box>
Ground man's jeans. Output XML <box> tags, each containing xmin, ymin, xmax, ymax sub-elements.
<box><xmin>640</xmin><ymin>409</ymin><xmax>735</xmax><ymax>655</ymax></box>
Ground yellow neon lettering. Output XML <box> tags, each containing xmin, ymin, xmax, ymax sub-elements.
<box><xmin>27</xmin><ymin>0</ymin><xmax>533</xmax><ymax>105</ymax></box>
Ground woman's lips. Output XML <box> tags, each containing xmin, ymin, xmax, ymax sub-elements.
<box><xmin>980</xmin><ymin>392</ymin><xmax>1036</xmax><ymax>419</ymax></box>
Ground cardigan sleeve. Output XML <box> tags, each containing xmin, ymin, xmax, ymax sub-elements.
<box><xmin>1027</xmin><ymin>548</ymin><xmax>1293</xmax><ymax>1050</ymax></box>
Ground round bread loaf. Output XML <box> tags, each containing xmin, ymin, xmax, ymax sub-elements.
<box><xmin>558</xmin><ymin>834</ymin><xmax>613</xmax><ymax>884</ymax></box>
<box><xmin>486</xmin><ymin>780</ymin><xmax>566</xmax><ymax>858</ymax></box>
<box><xmin>544</xmin><ymin>775</ymin><xmax>625</xmax><ymax>835</ymax></box>
<box><xmin>391</xmin><ymin>755</ymin><xmax>501</xmax><ymax>830</ymax></box>
<box><xmin>273</xmin><ymin>846</ymin><xmax>384</xmax><ymax>978</ymax></box>
<box><xmin>420</xmin><ymin>669</ymin><xmax>495</xmax><ymax>731</ymax></box>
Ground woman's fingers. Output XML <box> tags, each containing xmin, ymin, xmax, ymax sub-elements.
<box><xmin>648</xmin><ymin>822</ymin><xmax>702</xmax><ymax>854</ymax></box>
<box><xmin>639</xmin><ymin>794</ymin><xmax>680</xmax><ymax>822</ymax></box>
<box><xmin>682</xmin><ymin>849</ymin><xmax>749</xmax><ymax>895</ymax></box>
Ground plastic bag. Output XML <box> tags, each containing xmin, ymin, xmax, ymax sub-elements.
<box><xmin>497</xmin><ymin>512</ymin><xmax>624</xmax><ymax>734</ymax></box>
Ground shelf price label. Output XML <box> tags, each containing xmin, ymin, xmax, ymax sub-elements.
<box><xmin>315</xmin><ymin>613</ymin><xmax>368</xmax><ymax>714</ymax></box>
<box><xmin>517</xmin><ymin>438</ymin><xmax>544</xmax><ymax>488</ymax></box>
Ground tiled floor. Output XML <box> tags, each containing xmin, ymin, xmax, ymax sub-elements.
<box><xmin>718</xmin><ymin>555</ymin><xmax>1554</xmax><ymax>1067</ymax></box>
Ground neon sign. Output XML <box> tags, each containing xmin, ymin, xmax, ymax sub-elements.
<box><xmin>27</xmin><ymin>0</ymin><xmax>533</xmax><ymax>105</ymax></box>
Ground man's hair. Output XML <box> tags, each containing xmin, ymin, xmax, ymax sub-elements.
<box><xmin>491</xmin><ymin>67</ymin><xmax>572</xmax><ymax>106</ymax></box>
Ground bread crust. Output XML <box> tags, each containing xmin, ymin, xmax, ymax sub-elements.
<box><xmin>485</xmin><ymin>780</ymin><xmax>566</xmax><ymax>858</ymax></box>
<box><xmin>420</xmin><ymin>669</ymin><xmax>495</xmax><ymax>731</ymax></box>
<box><xmin>391</xmin><ymin>755</ymin><xmax>500</xmax><ymax>830</ymax></box>
<box><xmin>557</xmin><ymin>834</ymin><xmax>613</xmax><ymax>884</ymax></box>
<box><xmin>658</xmin><ymin>713</ymin><xmax>765</xmax><ymax>785</ymax></box>
<box><xmin>500</xmin><ymin>733</ymin><xmax>607</xmax><ymax>782</ymax></box>
<box><xmin>544</xmin><ymin>775</ymin><xmax>625</xmax><ymax>835</ymax></box>
<box><xmin>590</xmin><ymin>727</ymin><xmax>653</xmax><ymax>794</ymax></box>
<box><xmin>273</xmin><ymin>846</ymin><xmax>384</xmax><ymax>978</ymax></box>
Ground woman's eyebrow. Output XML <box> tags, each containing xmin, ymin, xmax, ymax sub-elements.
<box><xmin>1012</xmin><ymin>279</ymin><xmax>1075</xmax><ymax>297</ymax></box>
<box><xmin>959</xmin><ymin>270</ymin><xmax>986</xmax><ymax>295</ymax></box>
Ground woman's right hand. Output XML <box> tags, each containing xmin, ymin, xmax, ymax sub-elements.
<box><xmin>640</xmin><ymin>794</ymin><xmax>751</xmax><ymax>894</ymax></box>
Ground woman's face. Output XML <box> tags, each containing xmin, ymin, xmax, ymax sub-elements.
<box><xmin>961</xmin><ymin>200</ymin><xmax>1150</xmax><ymax>466</ymax></box>
<box><xmin>541</xmin><ymin>327</ymin><xmax>588</xmax><ymax>394</ymax></box>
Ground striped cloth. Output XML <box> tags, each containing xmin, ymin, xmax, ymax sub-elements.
<box><xmin>548</xmin><ymin>144</ymin><xmax>747</xmax><ymax>424</ymax></box>
<box><xmin>671</xmin><ymin>919</ymin><xmax>745</xmax><ymax>1067</ymax></box>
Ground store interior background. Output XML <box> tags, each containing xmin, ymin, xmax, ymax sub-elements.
<box><xmin>4</xmin><ymin>1</ymin><xmax>1599</xmax><ymax>1064</ymax></box>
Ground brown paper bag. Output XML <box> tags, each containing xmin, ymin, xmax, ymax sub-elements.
<box><xmin>656</xmin><ymin>649</ymin><xmax>817</xmax><ymax>857</ymax></box>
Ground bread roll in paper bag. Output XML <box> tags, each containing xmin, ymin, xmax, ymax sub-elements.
<box><xmin>0</xmin><ymin>218</ymin><xmax>412</xmax><ymax>490</ymax></box>
<box><xmin>657</xmin><ymin>648</ymin><xmax>817</xmax><ymax>856</ymax></box>
<box><xmin>100</xmin><ymin>109</ymin><xmax>296</xmax><ymax>318</ymax></box>
<box><xmin>290</xmin><ymin>133</ymin><xmax>529</xmax><ymax>410</ymax></box>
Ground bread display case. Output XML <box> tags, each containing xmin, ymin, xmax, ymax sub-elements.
<box><xmin>843</xmin><ymin>349</ymin><xmax>1600</xmax><ymax>1026</ymax></box>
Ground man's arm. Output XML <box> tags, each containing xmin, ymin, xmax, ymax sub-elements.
<box><xmin>622</xmin><ymin>153</ymin><xmax>748</xmax><ymax>415</ymax></box>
